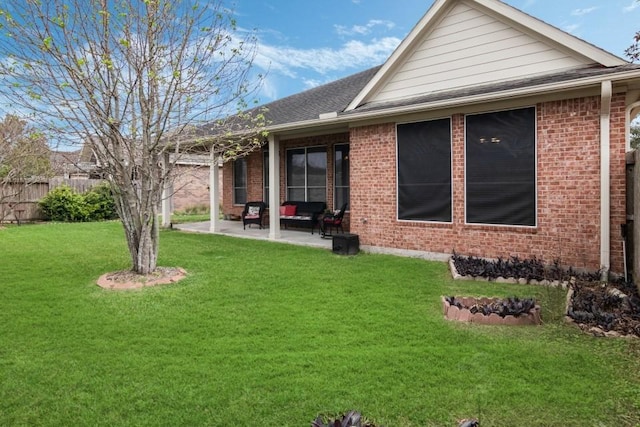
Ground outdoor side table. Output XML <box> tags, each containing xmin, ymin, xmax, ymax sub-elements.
<box><xmin>332</xmin><ymin>233</ymin><xmax>359</xmax><ymax>255</ymax></box>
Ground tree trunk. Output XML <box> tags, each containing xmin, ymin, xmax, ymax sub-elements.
<box><xmin>122</xmin><ymin>215</ymin><xmax>159</xmax><ymax>275</ymax></box>
<box><xmin>114</xmin><ymin>183</ymin><xmax>160</xmax><ymax>275</ymax></box>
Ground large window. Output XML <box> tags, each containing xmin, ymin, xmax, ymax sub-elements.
<box><xmin>465</xmin><ymin>107</ymin><xmax>536</xmax><ymax>226</ymax></box>
<box><xmin>232</xmin><ymin>157</ymin><xmax>247</xmax><ymax>205</ymax></box>
<box><xmin>334</xmin><ymin>144</ymin><xmax>350</xmax><ymax>209</ymax></box>
<box><xmin>286</xmin><ymin>147</ymin><xmax>327</xmax><ymax>202</ymax></box>
<box><xmin>397</xmin><ymin>118</ymin><xmax>452</xmax><ymax>222</ymax></box>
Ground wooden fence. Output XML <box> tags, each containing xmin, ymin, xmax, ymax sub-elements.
<box><xmin>0</xmin><ymin>178</ymin><xmax>103</xmax><ymax>223</ymax></box>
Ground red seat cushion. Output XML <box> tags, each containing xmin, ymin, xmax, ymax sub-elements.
<box><xmin>282</xmin><ymin>205</ymin><xmax>296</xmax><ymax>216</ymax></box>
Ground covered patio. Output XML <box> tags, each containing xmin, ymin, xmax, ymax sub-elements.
<box><xmin>173</xmin><ymin>219</ymin><xmax>333</xmax><ymax>250</ymax></box>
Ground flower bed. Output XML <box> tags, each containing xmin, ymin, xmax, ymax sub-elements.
<box><xmin>442</xmin><ymin>296</ymin><xmax>541</xmax><ymax>326</ymax></box>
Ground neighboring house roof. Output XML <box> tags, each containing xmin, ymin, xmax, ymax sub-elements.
<box><xmin>49</xmin><ymin>149</ymin><xmax>81</xmax><ymax>176</ymax></box>
<box><xmin>50</xmin><ymin>145</ymin><xmax>103</xmax><ymax>178</ymax></box>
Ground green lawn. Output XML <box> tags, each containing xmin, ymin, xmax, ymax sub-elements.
<box><xmin>1</xmin><ymin>222</ymin><xmax>639</xmax><ymax>426</ymax></box>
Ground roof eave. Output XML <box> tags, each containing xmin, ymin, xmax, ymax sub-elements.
<box><xmin>270</xmin><ymin>69</ymin><xmax>640</xmax><ymax>134</ymax></box>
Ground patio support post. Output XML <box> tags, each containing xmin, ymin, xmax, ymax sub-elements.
<box><xmin>161</xmin><ymin>151</ymin><xmax>172</xmax><ymax>228</ymax></box>
<box><xmin>209</xmin><ymin>150</ymin><xmax>221</xmax><ymax>233</ymax></box>
<box><xmin>268</xmin><ymin>134</ymin><xmax>281</xmax><ymax>240</ymax></box>
<box><xmin>600</xmin><ymin>80</ymin><xmax>612</xmax><ymax>279</ymax></box>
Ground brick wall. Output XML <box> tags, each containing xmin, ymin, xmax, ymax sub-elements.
<box><xmin>172</xmin><ymin>164</ymin><xmax>222</xmax><ymax>212</ymax></box>
<box><xmin>349</xmin><ymin>95</ymin><xmax>627</xmax><ymax>273</ymax></box>
<box><xmin>219</xmin><ymin>94</ymin><xmax>627</xmax><ymax>274</ymax></box>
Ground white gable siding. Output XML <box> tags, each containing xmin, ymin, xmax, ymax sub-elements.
<box><xmin>369</xmin><ymin>2</ymin><xmax>591</xmax><ymax>104</ymax></box>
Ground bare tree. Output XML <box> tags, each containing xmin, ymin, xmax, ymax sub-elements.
<box><xmin>0</xmin><ymin>114</ymin><xmax>52</xmax><ymax>223</ymax></box>
<box><xmin>0</xmin><ymin>1</ymin><xmax>266</xmax><ymax>274</ymax></box>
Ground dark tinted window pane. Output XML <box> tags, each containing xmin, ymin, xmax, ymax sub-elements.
<box><xmin>233</xmin><ymin>158</ymin><xmax>247</xmax><ymax>205</ymax></box>
<box><xmin>335</xmin><ymin>144</ymin><xmax>350</xmax><ymax>209</ymax></box>
<box><xmin>307</xmin><ymin>147</ymin><xmax>327</xmax><ymax>187</ymax></box>
<box><xmin>234</xmin><ymin>189</ymin><xmax>247</xmax><ymax>205</ymax></box>
<box><xmin>308</xmin><ymin>187</ymin><xmax>326</xmax><ymax>202</ymax></box>
<box><xmin>233</xmin><ymin>158</ymin><xmax>246</xmax><ymax>187</ymax></box>
<box><xmin>335</xmin><ymin>145</ymin><xmax>349</xmax><ymax>186</ymax></box>
<box><xmin>397</xmin><ymin>118</ymin><xmax>452</xmax><ymax>222</ymax></box>
<box><xmin>287</xmin><ymin>149</ymin><xmax>305</xmax><ymax>187</ymax></box>
<box><xmin>335</xmin><ymin>187</ymin><xmax>349</xmax><ymax>209</ymax></box>
<box><xmin>288</xmin><ymin>188</ymin><xmax>305</xmax><ymax>201</ymax></box>
<box><xmin>465</xmin><ymin>107</ymin><xmax>536</xmax><ymax>226</ymax></box>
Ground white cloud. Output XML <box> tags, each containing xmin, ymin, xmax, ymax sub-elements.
<box><xmin>334</xmin><ymin>19</ymin><xmax>395</xmax><ymax>37</ymax></box>
<box><xmin>624</xmin><ymin>1</ymin><xmax>639</xmax><ymax>12</ymax></box>
<box><xmin>563</xmin><ymin>24</ymin><xmax>580</xmax><ymax>34</ymax></box>
<box><xmin>571</xmin><ymin>7</ymin><xmax>598</xmax><ymax>16</ymax></box>
<box><xmin>258</xmin><ymin>76</ymin><xmax>278</xmax><ymax>100</ymax></box>
<box><xmin>254</xmin><ymin>36</ymin><xmax>400</xmax><ymax>77</ymax></box>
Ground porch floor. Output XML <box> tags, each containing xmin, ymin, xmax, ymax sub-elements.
<box><xmin>172</xmin><ymin>219</ymin><xmax>333</xmax><ymax>250</ymax></box>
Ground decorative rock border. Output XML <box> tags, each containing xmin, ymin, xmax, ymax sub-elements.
<box><xmin>449</xmin><ymin>258</ymin><xmax>572</xmax><ymax>288</ymax></box>
<box><xmin>442</xmin><ymin>296</ymin><xmax>542</xmax><ymax>325</ymax></box>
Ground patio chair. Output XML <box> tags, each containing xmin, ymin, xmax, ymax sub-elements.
<box><xmin>320</xmin><ymin>203</ymin><xmax>347</xmax><ymax>238</ymax></box>
<box><xmin>242</xmin><ymin>201</ymin><xmax>266</xmax><ymax>229</ymax></box>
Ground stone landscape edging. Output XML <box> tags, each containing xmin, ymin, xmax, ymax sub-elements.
<box><xmin>449</xmin><ymin>258</ymin><xmax>571</xmax><ymax>288</ymax></box>
<box><xmin>442</xmin><ymin>296</ymin><xmax>542</xmax><ymax>325</ymax></box>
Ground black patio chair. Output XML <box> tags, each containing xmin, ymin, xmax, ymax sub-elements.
<box><xmin>242</xmin><ymin>201</ymin><xmax>267</xmax><ymax>229</ymax></box>
<box><xmin>321</xmin><ymin>203</ymin><xmax>347</xmax><ymax>238</ymax></box>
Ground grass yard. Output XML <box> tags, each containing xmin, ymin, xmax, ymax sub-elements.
<box><xmin>1</xmin><ymin>222</ymin><xmax>639</xmax><ymax>426</ymax></box>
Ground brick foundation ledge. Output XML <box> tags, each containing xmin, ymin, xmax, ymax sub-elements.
<box><xmin>442</xmin><ymin>296</ymin><xmax>542</xmax><ymax>325</ymax></box>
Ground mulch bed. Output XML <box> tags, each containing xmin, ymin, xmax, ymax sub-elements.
<box><xmin>97</xmin><ymin>267</ymin><xmax>187</xmax><ymax>290</ymax></box>
<box><xmin>567</xmin><ymin>279</ymin><xmax>640</xmax><ymax>338</ymax></box>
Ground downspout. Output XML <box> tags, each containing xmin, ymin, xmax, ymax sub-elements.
<box><xmin>600</xmin><ymin>80</ymin><xmax>612</xmax><ymax>279</ymax></box>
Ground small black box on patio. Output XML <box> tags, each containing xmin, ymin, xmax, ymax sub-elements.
<box><xmin>332</xmin><ymin>233</ymin><xmax>359</xmax><ymax>255</ymax></box>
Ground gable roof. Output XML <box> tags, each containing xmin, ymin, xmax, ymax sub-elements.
<box><xmin>346</xmin><ymin>0</ymin><xmax>627</xmax><ymax>111</ymax></box>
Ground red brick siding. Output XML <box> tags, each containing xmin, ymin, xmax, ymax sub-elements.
<box><xmin>172</xmin><ymin>164</ymin><xmax>222</xmax><ymax>212</ymax></box>
<box><xmin>349</xmin><ymin>95</ymin><xmax>626</xmax><ymax>273</ymax></box>
<box><xmin>610</xmin><ymin>94</ymin><xmax>627</xmax><ymax>273</ymax></box>
<box><xmin>221</xmin><ymin>94</ymin><xmax>627</xmax><ymax>274</ymax></box>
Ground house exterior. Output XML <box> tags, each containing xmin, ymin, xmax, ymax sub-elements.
<box><xmin>204</xmin><ymin>0</ymin><xmax>640</xmax><ymax>276</ymax></box>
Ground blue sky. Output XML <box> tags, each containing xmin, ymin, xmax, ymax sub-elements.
<box><xmin>234</xmin><ymin>0</ymin><xmax>640</xmax><ymax>104</ymax></box>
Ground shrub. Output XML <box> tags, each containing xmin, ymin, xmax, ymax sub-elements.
<box><xmin>84</xmin><ymin>183</ymin><xmax>118</xmax><ymax>220</ymax></box>
<box><xmin>39</xmin><ymin>183</ymin><xmax>118</xmax><ymax>222</ymax></box>
<box><xmin>39</xmin><ymin>185</ymin><xmax>89</xmax><ymax>222</ymax></box>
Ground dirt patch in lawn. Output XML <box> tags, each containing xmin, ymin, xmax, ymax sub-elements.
<box><xmin>97</xmin><ymin>267</ymin><xmax>187</xmax><ymax>290</ymax></box>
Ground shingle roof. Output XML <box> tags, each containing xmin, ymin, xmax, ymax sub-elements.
<box><xmin>259</xmin><ymin>65</ymin><xmax>382</xmax><ymax>126</ymax></box>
